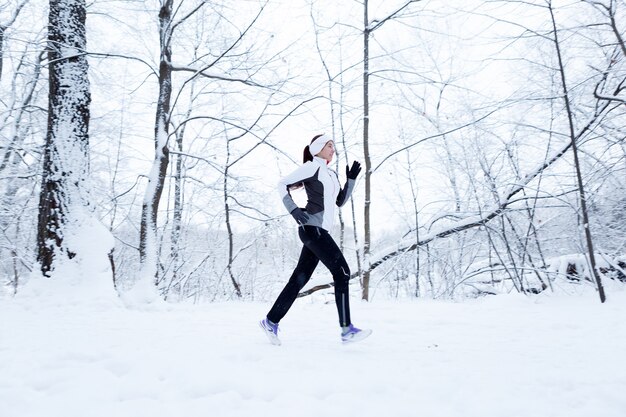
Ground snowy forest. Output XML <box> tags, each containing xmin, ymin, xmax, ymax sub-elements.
<box><xmin>2</xmin><ymin>1</ymin><xmax>626</xmax><ymax>416</ymax></box>
<box><xmin>1</xmin><ymin>0</ymin><xmax>625</xmax><ymax>303</ymax></box>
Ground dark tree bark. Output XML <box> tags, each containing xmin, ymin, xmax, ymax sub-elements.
<box><xmin>139</xmin><ymin>0</ymin><xmax>173</xmax><ymax>284</ymax></box>
<box><xmin>360</xmin><ymin>0</ymin><xmax>421</xmax><ymax>300</ymax></box>
<box><xmin>362</xmin><ymin>0</ymin><xmax>372</xmax><ymax>301</ymax></box>
<box><xmin>223</xmin><ymin>134</ymin><xmax>242</xmax><ymax>298</ymax></box>
<box><xmin>37</xmin><ymin>0</ymin><xmax>91</xmax><ymax>275</ymax></box>
<box><xmin>547</xmin><ymin>0</ymin><xmax>606</xmax><ymax>302</ymax></box>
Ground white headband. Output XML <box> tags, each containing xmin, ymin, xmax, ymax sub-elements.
<box><xmin>309</xmin><ymin>134</ymin><xmax>333</xmax><ymax>156</ymax></box>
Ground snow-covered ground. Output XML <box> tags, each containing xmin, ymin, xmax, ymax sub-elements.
<box><xmin>2</xmin><ymin>287</ymin><xmax>626</xmax><ymax>417</ymax></box>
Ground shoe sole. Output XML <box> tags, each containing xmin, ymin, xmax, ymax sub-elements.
<box><xmin>259</xmin><ymin>321</ymin><xmax>281</xmax><ymax>346</ymax></box>
<box><xmin>342</xmin><ymin>329</ymin><xmax>373</xmax><ymax>344</ymax></box>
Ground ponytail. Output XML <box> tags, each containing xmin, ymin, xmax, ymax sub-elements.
<box><xmin>303</xmin><ymin>145</ymin><xmax>313</xmax><ymax>163</ymax></box>
<box><xmin>303</xmin><ymin>134</ymin><xmax>324</xmax><ymax>163</ymax></box>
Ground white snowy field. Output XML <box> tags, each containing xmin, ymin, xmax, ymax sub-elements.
<box><xmin>2</xmin><ymin>288</ymin><xmax>626</xmax><ymax>417</ymax></box>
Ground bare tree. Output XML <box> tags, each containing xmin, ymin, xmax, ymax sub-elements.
<box><xmin>138</xmin><ymin>0</ymin><xmax>174</xmax><ymax>286</ymax></box>
<box><xmin>37</xmin><ymin>0</ymin><xmax>113</xmax><ymax>289</ymax></box>
<box><xmin>361</xmin><ymin>0</ymin><xmax>422</xmax><ymax>300</ymax></box>
<box><xmin>37</xmin><ymin>0</ymin><xmax>92</xmax><ymax>275</ymax></box>
<box><xmin>0</xmin><ymin>0</ymin><xmax>30</xmax><ymax>83</ymax></box>
<box><xmin>138</xmin><ymin>0</ymin><xmax>272</xmax><ymax>293</ymax></box>
<box><xmin>0</xmin><ymin>1</ymin><xmax>46</xmax><ymax>296</ymax></box>
<box><xmin>309</xmin><ymin>4</ymin><xmax>364</xmax><ymax>288</ymax></box>
<box><xmin>0</xmin><ymin>48</ymin><xmax>44</xmax><ymax>293</ymax></box>
<box><xmin>583</xmin><ymin>0</ymin><xmax>626</xmax><ymax>59</ymax></box>
<box><xmin>547</xmin><ymin>0</ymin><xmax>606</xmax><ymax>302</ymax></box>
<box><xmin>404</xmin><ymin>149</ymin><xmax>421</xmax><ymax>297</ymax></box>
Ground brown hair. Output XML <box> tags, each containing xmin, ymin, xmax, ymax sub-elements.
<box><xmin>303</xmin><ymin>134</ymin><xmax>324</xmax><ymax>163</ymax></box>
<box><xmin>290</xmin><ymin>134</ymin><xmax>325</xmax><ymax>191</ymax></box>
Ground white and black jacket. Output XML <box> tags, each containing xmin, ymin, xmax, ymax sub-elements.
<box><xmin>278</xmin><ymin>157</ymin><xmax>356</xmax><ymax>231</ymax></box>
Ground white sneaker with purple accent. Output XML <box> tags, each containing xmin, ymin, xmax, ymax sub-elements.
<box><xmin>341</xmin><ymin>324</ymin><xmax>372</xmax><ymax>344</ymax></box>
<box><xmin>259</xmin><ymin>318</ymin><xmax>281</xmax><ymax>346</ymax></box>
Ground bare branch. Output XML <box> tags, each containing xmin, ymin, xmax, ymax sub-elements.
<box><xmin>0</xmin><ymin>0</ymin><xmax>29</xmax><ymax>28</ymax></box>
<box><xmin>368</xmin><ymin>0</ymin><xmax>422</xmax><ymax>32</ymax></box>
<box><xmin>169</xmin><ymin>149</ymin><xmax>226</xmax><ymax>175</ymax></box>
<box><xmin>169</xmin><ymin>65</ymin><xmax>268</xmax><ymax>88</ymax></box>
<box><xmin>228</xmin><ymin>195</ymin><xmax>271</xmax><ymax>219</ymax></box>
<box><xmin>371</xmin><ymin>106</ymin><xmax>505</xmax><ymax>174</ymax></box>
<box><xmin>169</xmin><ymin>0</ymin><xmax>270</xmax><ymax>99</ymax></box>
<box><xmin>229</xmin><ymin>96</ymin><xmax>325</xmax><ymax>166</ymax></box>
<box><xmin>169</xmin><ymin>0</ymin><xmax>210</xmax><ymax>36</ymax></box>
<box><xmin>0</xmin><ymin>0</ymin><xmax>31</xmax><ymax>81</ymax></box>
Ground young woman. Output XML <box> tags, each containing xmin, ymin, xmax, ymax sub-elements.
<box><xmin>259</xmin><ymin>134</ymin><xmax>372</xmax><ymax>345</ymax></box>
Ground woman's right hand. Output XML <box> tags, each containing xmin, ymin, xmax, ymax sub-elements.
<box><xmin>290</xmin><ymin>208</ymin><xmax>309</xmax><ymax>226</ymax></box>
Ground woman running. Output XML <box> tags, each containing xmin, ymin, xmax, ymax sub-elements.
<box><xmin>259</xmin><ymin>134</ymin><xmax>372</xmax><ymax>345</ymax></box>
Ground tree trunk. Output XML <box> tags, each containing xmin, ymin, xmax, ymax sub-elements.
<box><xmin>357</xmin><ymin>0</ymin><xmax>420</xmax><ymax>300</ymax></box>
<box><xmin>169</xmin><ymin>116</ymin><xmax>184</xmax><ymax>290</ymax></box>
<box><xmin>139</xmin><ymin>0</ymin><xmax>173</xmax><ymax>285</ymax></box>
<box><xmin>37</xmin><ymin>0</ymin><xmax>90</xmax><ymax>275</ymax></box>
<box><xmin>224</xmin><ymin>137</ymin><xmax>242</xmax><ymax>298</ymax></box>
<box><xmin>362</xmin><ymin>0</ymin><xmax>372</xmax><ymax>301</ymax></box>
<box><xmin>548</xmin><ymin>1</ymin><xmax>605</xmax><ymax>303</ymax></box>
<box><xmin>406</xmin><ymin>151</ymin><xmax>420</xmax><ymax>297</ymax></box>
<box><xmin>339</xmin><ymin>45</ymin><xmax>363</xmax><ymax>288</ymax></box>
<box><xmin>0</xmin><ymin>25</ymin><xmax>5</xmax><ymax>83</ymax></box>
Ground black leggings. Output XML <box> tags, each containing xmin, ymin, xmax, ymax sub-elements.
<box><xmin>267</xmin><ymin>225</ymin><xmax>351</xmax><ymax>327</ymax></box>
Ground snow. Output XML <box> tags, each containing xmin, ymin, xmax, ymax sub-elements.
<box><xmin>2</xmin><ymin>288</ymin><xmax>626</xmax><ymax>417</ymax></box>
<box><xmin>19</xmin><ymin>207</ymin><xmax>116</xmax><ymax>305</ymax></box>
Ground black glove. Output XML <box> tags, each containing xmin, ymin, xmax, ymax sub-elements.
<box><xmin>290</xmin><ymin>207</ymin><xmax>309</xmax><ymax>226</ymax></box>
<box><xmin>346</xmin><ymin>161</ymin><xmax>362</xmax><ymax>180</ymax></box>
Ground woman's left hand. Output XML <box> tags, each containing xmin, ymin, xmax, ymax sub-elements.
<box><xmin>346</xmin><ymin>161</ymin><xmax>362</xmax><ymax>180</ymax></box>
